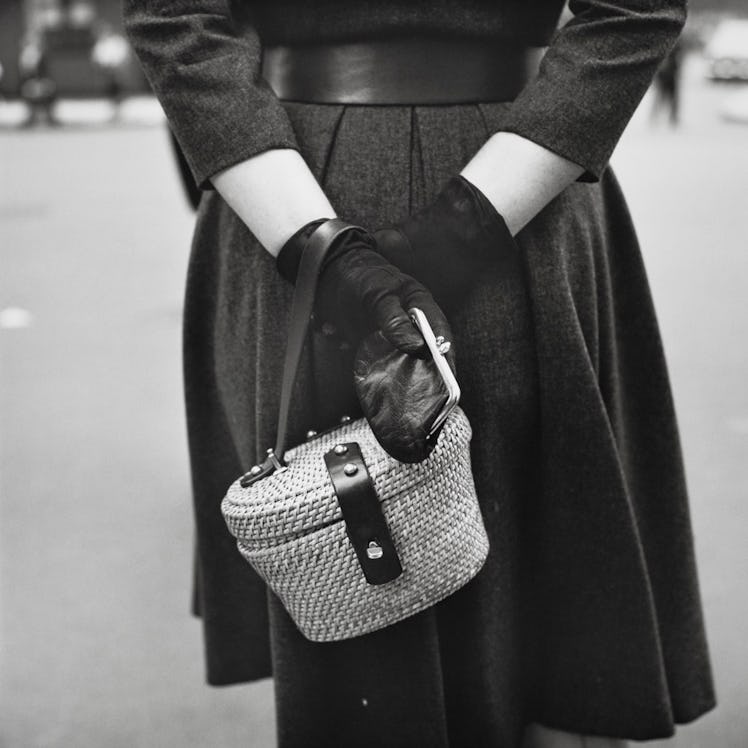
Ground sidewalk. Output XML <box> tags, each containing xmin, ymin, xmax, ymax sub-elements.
<box><xmin>1</xmin><ymin>124</ymin><xmax>274</xmax><ymax>747</ymax></box>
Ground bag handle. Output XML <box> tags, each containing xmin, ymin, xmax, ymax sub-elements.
<box><xmin>240</xmin><ymin>218</ymin><xmax>361</xmax><ymax>487</ymax></box>
<box><xmin>274</xmin><ymin>218</ymin><xmax>362</xmax><ymax>459</ymax></box>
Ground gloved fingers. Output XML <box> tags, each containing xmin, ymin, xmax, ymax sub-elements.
<box><xmin>401</xmin><ymin>281</ymin><xmax>450</xmax><ymax>336</ymax></box>
<box><xmin>374</xmin><ymin>293</ymin><xmax>426</xmax><ymax>356</ymax></box>
<box><xmin>315</xmin><ymin>260</ymin><xmax>372</xmax><ymax>346</ymax></box>
<box><xmin>373</xmin><ymin>227</ymin><xmax>416</xmax><ymax>276</ymax></box>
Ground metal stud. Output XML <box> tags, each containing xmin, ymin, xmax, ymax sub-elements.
<box><xmin>343</xmin><ymin>463</ymin><xmax>358</xmax><ymax>476</ymax></box>
<box><xmin>435</xmin><ymin>335</ymin><xmax>451</xmax><ymax>355</ymax></box>
<box><xmin>366</xmin><ymin>541</ymin><xmax>384</xmax><ymax>560</ymax></box>
<box><xmin>266</xmin><ymin>448</ymin><xmax>286</xmax><ymax>472</ymax></box>
<box><xmin>333</xmin><ymin>444</ymin><xmax>348</xmax><ymax>456</ymax></box>
<box><xmin>306</xmin><ymin>429</ymin><xmax>318</xmax><ymax>440</ymax></box>
<box><xmin>340</xmin><ymin>414</ymin><xmax>352</xmax><ymax>424</ymax></box>
<box><xmin>249</xmin><ymin>465</ymin><xmax>262</xmax><ymax>476</ymax></box>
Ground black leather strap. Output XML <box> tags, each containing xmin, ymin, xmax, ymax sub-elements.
<box><xmin>240</xmin><ymin>219</ymin><xmax>361</xmax><ymax>488</ymax></box>
<box><xmin>324</xmin><ymin>442</ymin><xmax>403</xmax><ymax>585</ymax></box>
<box><xmin>273</xmin><ymin>219</ymin><xmax>362</xmax><ymax>459</ymax></box>
<box><xmin>262</xmin><ymin>39</ymin><xmax>545</xmax><ymax>105</ymax></box>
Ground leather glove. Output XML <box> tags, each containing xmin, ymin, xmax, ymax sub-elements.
<box><xmin>277</xmin><ymin>219</ymin><xmax>454</xmax><ymax>361</ymax></box>
<box><xmin>374</xmin><ymin>175</ymin><xmax>516</xmax><ymax>315</ymax></box>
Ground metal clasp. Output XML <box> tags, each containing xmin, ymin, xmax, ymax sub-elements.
<box><xmin>408</xmin><ymin>307</ymin><xmax>461</xmax><ymax>438</ymax></box>
<box><xmin>239</xmin><ymin>447</ymin><xmax>287</xmax><ymax>487</ymax></box>
<box><xmin>366</xmin><ymin>541</ymin><xmax>384</xmax><ymax>560</ymax></box>
<box><xmin>266</xmin><ymin>448</ymin><xmax>287</xmax><ymax>473</ymax></box>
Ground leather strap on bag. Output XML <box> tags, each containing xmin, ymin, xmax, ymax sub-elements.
<box><xmin>324</xmin><ymin>442</ymin><xmax>403</xmax><ymax>585</ymax></box>
<box><xmin>240</xmin><ymin>218</ymin><xmax>361</xmax><ymax>487</ymax></box>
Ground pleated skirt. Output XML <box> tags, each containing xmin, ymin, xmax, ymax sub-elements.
<box><xmin>184</xmin><ymin>101</ymin><xmax>715</xmax><ymax>747</ymax></box>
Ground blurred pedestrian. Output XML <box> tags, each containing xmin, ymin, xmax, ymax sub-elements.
<box><xmin>92</xmin><ymin>31</ymin><xmax>130</xmax><ymax>119</ymax></box>
<box><xmin>18</xmin><ymin>34</ymin><xmax>57</xmax><ymax>127</ymax></box>
<box><xmin>651</xmin><ymin>40</ymin><xmax>683</xmax><ymax>126</ymax></box>
<box><xmin>124</xmin><ymin>1</ymin><xmax>715</xmax><ymax>747</ymax></box>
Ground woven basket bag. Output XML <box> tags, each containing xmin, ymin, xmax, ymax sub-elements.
<box><xmin>220</xmin><ymin>220</ymin><xmax>489</xmax><ymax>642</ymax></box>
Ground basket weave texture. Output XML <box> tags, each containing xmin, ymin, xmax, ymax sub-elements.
<box><xmin>221</xmin><ymin>407</ymin><xmax>489</xmax><ymax>641</ymax></box>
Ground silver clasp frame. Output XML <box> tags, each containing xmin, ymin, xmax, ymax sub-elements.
<box><xmin>408</xmin><ymin>307</ymin><xmax>461</xmax><ymax>438</ymax></box>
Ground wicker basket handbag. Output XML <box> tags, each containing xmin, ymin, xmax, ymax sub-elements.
<box><xmin>220</xmin><ymin>220</ymin><xmax>489</xmax><ymax>642</ymax></box>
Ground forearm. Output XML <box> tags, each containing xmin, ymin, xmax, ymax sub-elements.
<box><xmin>212</xmin><ymin>149</ymin><xmax>336</xmax><ymax>256</ymax></box>
<box><xmin>211</xmin><ymin>133</ymin><xmax>581</xmax><ymax>257</ymax></box>
<box><xmin>461</xmin><ymin>131</ymin><xmax>584</xmax><ymax>236</ymax></box>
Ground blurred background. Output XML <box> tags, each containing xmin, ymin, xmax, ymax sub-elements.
<box><xmin>1</xmin><ymin>1</ymin><xmax>747</xmax><ymax>746</ymax></box>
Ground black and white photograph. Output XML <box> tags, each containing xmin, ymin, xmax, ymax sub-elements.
<box><xmin>1</xmin><ymin>0</ymin><xmax>746</xmax><ymax>746</ymax></box>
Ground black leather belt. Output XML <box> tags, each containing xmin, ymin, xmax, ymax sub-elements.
<box><xmin>262</xmin><ymin>39</ymin><xmax>545</xmax><ymax>105</ymax></box>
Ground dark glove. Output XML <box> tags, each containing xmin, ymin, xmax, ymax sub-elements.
<box><xmin>374</xmin><ymin>175</ymin><xmax>516</xmax><ymax>315</ymax></box>
<box><xmin>276</xmin><ymin>219</ymin><xmax>453</xmax><ymax>359</ymax></box>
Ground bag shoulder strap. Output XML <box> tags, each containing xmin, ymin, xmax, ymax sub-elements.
<box><xmin>272</xmin><ymin>218</ymin><xmax>361</xmax><ymax>460</ymax></box>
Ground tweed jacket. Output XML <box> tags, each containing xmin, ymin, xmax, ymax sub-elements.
<box><xmin>124</xmin><ymin>0</ymin><xmax>686</xmax><ymax>188</ymax></box>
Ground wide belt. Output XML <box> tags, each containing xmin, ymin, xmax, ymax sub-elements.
<box><xmin>262</xmin><ymin>39</ymin><xmax>545</xmax><ymax>105</ymax></box>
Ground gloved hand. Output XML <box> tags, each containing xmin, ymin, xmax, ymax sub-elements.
<box><xmin>276</xmin><ymin>219</ymin><xmax>454</xmax><ymax>361</ymax></box>
<box><xmin>374</xmin><ymin>175</ymin><xmax>516</xmax><ymax>315</ymax></box>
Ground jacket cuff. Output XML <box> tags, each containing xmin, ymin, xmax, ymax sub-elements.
<box><xmin>498</xmin><ymin>121</ymin><xmax>602</xmax><ymax>183</ymax></box>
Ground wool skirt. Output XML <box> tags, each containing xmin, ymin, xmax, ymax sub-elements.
<box><xmin>184</xmin><ymin>101</ymin><xmax>716</xmax><ymax>748</ymax></box>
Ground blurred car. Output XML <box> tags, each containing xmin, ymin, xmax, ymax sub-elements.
<box><xmin>704</xmin><ymin>19</ymin><xmax>748</xmax><ymax>81</ymax></box>
<box><xmin>19</xmin><ymin>1</ymin><xmax>131</xmax><ymax>101</ymax></box>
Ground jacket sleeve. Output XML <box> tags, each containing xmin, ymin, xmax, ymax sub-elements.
<box><xmin>122</xmin><ymin>0</ymin><xmax>298</xmax><ymax>189</ymax></box>
<box><xmin>500</xmin><ymin>0</ymin><xmax>686</xmax><ymax>181</ymax></box>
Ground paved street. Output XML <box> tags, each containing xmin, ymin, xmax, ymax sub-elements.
<box><xmin>1</xmin><ymin>56</ymin><xmax>747</xmax><ymax>747</ymax></box>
